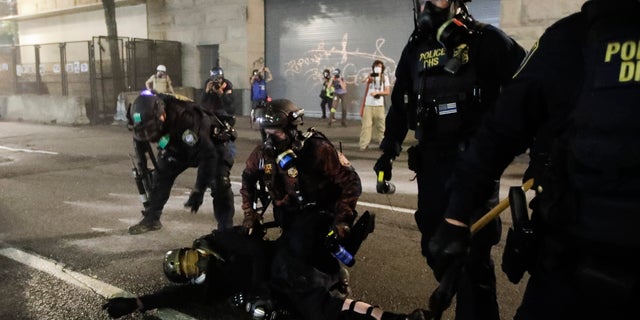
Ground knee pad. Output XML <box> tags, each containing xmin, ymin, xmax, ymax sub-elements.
<box><xmin>215</xmin><ymin>176</ymin><xmax>231</xmax><ymax>192</ymax></box>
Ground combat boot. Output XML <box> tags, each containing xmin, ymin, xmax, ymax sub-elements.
<box><xmin>128</xmin><ymin>218</ymin><xmax>162</xmax><ymax>235</ymax></box>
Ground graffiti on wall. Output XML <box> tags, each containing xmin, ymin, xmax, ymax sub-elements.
<box><xmin>284</xmin><ymin>33</ymin><xmax>397</xmax><ymax>90</ymax></box>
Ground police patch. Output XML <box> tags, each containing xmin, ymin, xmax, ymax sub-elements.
<box><xmin>182</xmin><ymin>130</ymin><xmax>198</xmax><ymax>146</ymax></box>
<box><xmin>264</xmin><ymin>163</ymin><xmax>273</xmax><ymax>174</ymax></box>
<box><xmin>287</xmin><ymin>167</ymin><xmax>298</xmax><ymax>178</ymax></box>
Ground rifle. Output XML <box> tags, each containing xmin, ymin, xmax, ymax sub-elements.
<box><xmin>425</xmin><ymin>179</ymin><xmax>534</xmax><ymax>320</ymax></box>
<box><xmin>129</xmin><ymin>140</ymin><xmax>158</xmax><ymax>208</ymax></box>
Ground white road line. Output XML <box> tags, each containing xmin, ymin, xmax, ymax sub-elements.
<box><xmin>0</xmin><ymin>247</ymin><xmax>197</xmax><ymax>320</ymax></box>
<box><xmin>0</xmin><ymin>145</ymin><xmax>59</xmax><ymax>155</ymax></box>
<box><xmin>357</xmin><ymin>201</ymin><xmax>415</xmax><ymax>214</ymax></box>
<box><xmin>230</xmin><ymin>181</ymin><xmax>415</xmax><ymax>214</ymax></box>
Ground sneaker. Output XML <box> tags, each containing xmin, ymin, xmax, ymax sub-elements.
<box><xmin>128</xmin><ymin>219</ymin><xmax>162</xmax><ymax>235</ymax></box>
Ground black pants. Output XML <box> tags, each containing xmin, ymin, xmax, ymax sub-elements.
<box><xmin>320</xmin><ymin>97</ymin><xmax>332</xmax><ymax>118</ymax></box>
<box><xmin>270</xmin><ymin>208</ymin><xmax>344</xmax><ymax>320</ymax></box>
<box><xmin>414</xmin><ymin>142</ymin><xmax>501</xmax><ymax>320</ymax></box>
<box><xmin>514</xmin><ymin>230</ymin><xmax>639</xmax><ymax>320</ymax></box>
<box><xmin>143</xmin><ymin>145</ymin><xmax>234</xmax><ymax>231</ymax></box>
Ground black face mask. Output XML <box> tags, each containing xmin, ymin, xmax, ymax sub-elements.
<box><xmin>263</xmin><ymin>133</ymin><xmax>291</xmax><ymax>157</ymax></box>
<box><xmin>417</xmin><ymin>2</ymin><xmax>450</xmax><ymax>34</ymax></box>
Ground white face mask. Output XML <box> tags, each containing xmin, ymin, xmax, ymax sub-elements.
<box><xmin>373</xmin><ymin>67</ymin><xmax>382</xmax><ymax>74</ymax></box>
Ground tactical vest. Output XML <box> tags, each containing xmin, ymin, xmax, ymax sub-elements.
<box><xmin>548</xmin><ymin>2</ymin><xmax>640</xmax><ymax>246</ymax></box>
<box><xmin>413</xmin><ymin>29</ymin><xmax>487</xmax><ymax>143</ymax></box>
<box><xmin>259</xmin><ymin>129</ymin><xmax>356</xmax><ymax>213</ymax></box>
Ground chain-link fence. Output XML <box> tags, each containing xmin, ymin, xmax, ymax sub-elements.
<box><xmin>0</xmin><ymin>37</ymin><xmax>181</xmax><ymax>124</ymax></box>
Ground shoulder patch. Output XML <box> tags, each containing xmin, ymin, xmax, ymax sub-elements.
<box><xmin>182</xmin><ymin>129</ymin><xmax>198</xmax><ymax>146</ymax></box>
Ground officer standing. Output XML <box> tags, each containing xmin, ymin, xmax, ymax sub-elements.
<box><xmin>126</xmin><ymin>91</ymin><xmax>236</xmax><ymax>234</ymax></box>
<box><xmin>373</xmin><ymin>0</ymin><xmax>525</xmax><ymax>319</ymax></box>
<box><xmin>239</xmin><ymin>99</ymin><xmax>424</xmax><ymax>320</ymax></box>
<box><xmin>428</xmin><ymin>1</ymin><xmax>640</xmax><ymax>319</ymax></box>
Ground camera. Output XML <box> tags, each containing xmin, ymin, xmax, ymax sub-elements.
<box><xmin>253</xmin><ymin>70</ymin><xmax>258</xmax><ymax>76</ymax></box>
<box><xmin>370</xmin><ymin>72</ymin><xmax>379</xmax><ymax>77</ymax></box>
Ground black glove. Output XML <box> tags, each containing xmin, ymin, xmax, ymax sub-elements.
<box><xmin>242</xmin><ymin>210</ymin><xmax>263</xmax><ymax>236</ymax></box>
<box><xmin>102</xmin><ymin>297</ymin><xmax>139</xmax><ymax>319</ymax></box>
<box><xmin>184</xmin><ymin>190</ymin><xmax>204</xmax><ymax>214</ymax></box>
<box><xmin>373</xmin><ymin>153</ymin><xmax>394</xmax><ymax>181</ymax></box>
<box><xmin>427</xmin><ymin>220</ymin><xmax>470</xmax><ymax>281</ymax></box>
<box><xmin>333</xmin><ymin>222</ymin><xmax>351</xmax><ymax>240</ymax></box>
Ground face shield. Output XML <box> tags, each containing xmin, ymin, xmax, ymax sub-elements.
<box><xmin>130</xmin><ymin>93</ymin><xmax>166</xmax><ymax>142</ymax></box>
<box><xmin>163</xmin><ymin>248</ymin><xmax>211</xmax><ymax>284</ymax></box>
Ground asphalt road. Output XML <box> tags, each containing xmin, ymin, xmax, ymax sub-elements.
<box><xmin>0</xmin><ymin>116</ymin><xmax>530</xmax><ymax>320</ymax></box>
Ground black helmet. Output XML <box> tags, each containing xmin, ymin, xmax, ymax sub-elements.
<box><xmin>323</xmin><ymin>69</ymin><xmax>331</xmax><ymax>79</ymax></box>
<box><xmin>163</xmin><ymin>248</ymin><xmax>210</xmax><ymax>284</ymax></box>
<box><xmin>210</xmin><ymin>66</ymin><xmax>224</xmax><ymax>80</ymax></box>
<box><xmin>258</xmin><ymin>99</ymin><xmax>304</xmax><ymax>129</ymax></box>
<box><xmin>129</xmin><ymin>92</ymin><xmax>166</xmax><ymax>142</ymax></box>
<box><xmin>332</xmin><ymin>68</ymin><xmax>341</xmax><ymax>76</ymax></box>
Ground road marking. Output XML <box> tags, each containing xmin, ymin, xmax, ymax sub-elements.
<box><xmin>0</xmin><ymin>247</ymin><xmax>197</xmax><ymax>320</ymax></box>
<box><xmin>357</xmin><ymin>201</ymin><xmax>415</xmax><ymax>214</ymax></box>
<box><xmin>230</xmin><ymin>181</ymin><xmax>415</xmax><ymax>214</ymax></box>
<box><xmin>0</xmin><ymin>145</ymin><xmax>58</xmax><ymax>155</ymax></box>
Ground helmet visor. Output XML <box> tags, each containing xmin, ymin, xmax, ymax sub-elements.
<box><xmin>132</xmin><ymin>114</ymin><xmax>164</xmax><ymax>142</ymax></box>
<box><xmin>258</xmin><ymin>107</ymin><xmax>288</xmax><ymax>129</ymax></box>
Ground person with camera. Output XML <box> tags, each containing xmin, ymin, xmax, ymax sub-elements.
<box><xmin>238</xmin><ymin>99</ymin><xmax>427</xmax><ymax>320</ymax></box>
<box><xmin>249</xmin><ymin>66</ymin><xmax>272</xmax><ymax>128</ymax></box>
<box><xmin>429</xmin><ymin>1</ymin><xmax>640</xmax><ymax>319</ymax></box>
<box><xmin>328</xmin><ymin>68</ymin><xmax>348</xmax><ymax>127</ymax></box>
<box><xmin>373</xmin><ymin>0</ymin><xmax>525</xmax><ymax>319</ymax></box>
<box><xmin>126</xmin><ymin>91</ymin><xmax>236</xmax><ymax>234</ymax></box>
<box><xmin>359</xmin><ymin>60</ymin><xmax>390</xmax><ymax>151</ymax></box>
<box><xmin>145</xmin><ymin>64</ymin><xmax>175</xmax><ymax>94</ymax></box>
<box><xmin>319</xmin><ymin>68</ymin><xmax>335</xmax><ymax>119</ymax></box>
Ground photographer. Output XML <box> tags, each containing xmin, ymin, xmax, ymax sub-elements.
<box><xmin>359</xmin><ymin>60</ymin><xmax>390</xmax><ymax>151</ymax></box>
<box><xmin>328</xmin><ymin>68</ymin><xmax>348</xmax><ymax>127</ymax></box>
<box><xmin>201</xmin><ymin>66</ymin><xmax>237</xmax><ymax>158</ymax></box>
<box><xmin>249</xmin><ymin>66</ymin><xmax>272</xmax><ymax>128</ymax></box>
<box><xmin>201</xmin><ymin>66</ymin><xmax>234</xmax><ymax>116</ymax></box>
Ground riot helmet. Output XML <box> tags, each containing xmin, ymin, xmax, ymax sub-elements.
<box><xmin>129</xmin><ymin>92</ymin><xmax>166</xmax><ymax>142</ymax></box>
<box><xmin>258</xmin><ymin>99</ymin><xmax>304</xmax><ymax>130</ymax></box>
<box><xmin>258</xmin><ymin>99</ymin><xmax>305</xmax><ymax>159</ymax></box>
<box><xmin>210</xmin><ymin>66</ymin><xmax>224</xmax><ymax>80</ymax></box>
<box><xmin>163</xmin><ymin>247</ymin><xmax>210</xmax><ymax>284</ymax></box>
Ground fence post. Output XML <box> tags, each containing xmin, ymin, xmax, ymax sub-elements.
<box><xmin>59</xmin><ymin>43</ymin><xmax>68</xmax><ymax>96</ymax></box>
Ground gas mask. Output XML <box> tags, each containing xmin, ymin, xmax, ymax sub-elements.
<box><xmin>437</xmin><ymin>10</ymin><xmax>475</xmax><ymax>74</ymax></box>
<box><xmin>417</xmin><ymin>1</ymin><xmax>452</xmax><ymax>34</ymax></box>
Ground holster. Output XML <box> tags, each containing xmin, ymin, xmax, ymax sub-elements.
<box><xmin>501</xmin><ymin>186</ymin><xmax>536</xmax><ymax>284</ymax></box>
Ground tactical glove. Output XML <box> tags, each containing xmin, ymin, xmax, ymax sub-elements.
<box><xmin>102</xmin><ymin>297</ymin><xmax>139</xmax><ymax>319</ymax></box>
<box><xmin>373</xmin><ymin>153</ymin><xmax>395</xmax><ymax>181</ymax></box>
<box><xmin>427</xmin><ymin>220</ymin><xmax>470</xmax><ymax>281</ymax></box>
<box><xmin>184</xmin><ymin>190</ymin><xmax>204</xmax><ymax>214</ymax></box>
<box><xmin>242</xmin><ymin>210</ymin><xmax>263</xmax><ymax>236</ymax></box>
<box><xmin>333</xmin><ymin>222</ymin><xmax>351</xmax><ymax>240</ymax></box>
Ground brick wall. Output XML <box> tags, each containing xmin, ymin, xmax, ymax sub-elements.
<box><xmin>500</xmin><ymin>0</ymin><xmax>586</xmax><ymax>50</ymax></box>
